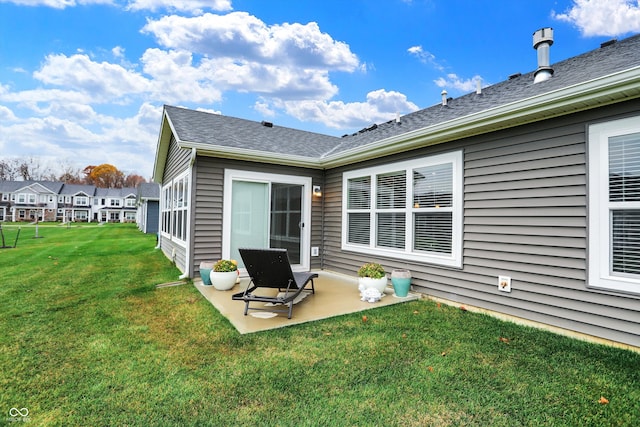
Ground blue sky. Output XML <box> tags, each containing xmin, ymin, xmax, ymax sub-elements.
<box><xmin>1</xmin><ymin>0</ymin><xmax>639</xmax><ymax>179</ymax></box>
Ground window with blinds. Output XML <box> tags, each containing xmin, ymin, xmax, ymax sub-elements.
<box><xmin>343</xmin><ymin>151</ymin><xmax>462</xmax><ymax>267</ymax></box>
<box><xmin>609</xmin><ymin>132</ymin><xmax>640</xmax><ymax>276</ymax></box>
<box><xmin>588</xmin><ymin>116</ymin><xmax>640</xmax><ymax>294</ymax></box>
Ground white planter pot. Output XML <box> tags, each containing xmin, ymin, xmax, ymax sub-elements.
<box><xmin>210</xmin><ymin>271</ymin><xmax>238</xmax><ymax>291</ymax></box>
<box><xmin>358</xmin><ymin>277</ymin><xmax>388</xmax><ymax>294</ymax></box>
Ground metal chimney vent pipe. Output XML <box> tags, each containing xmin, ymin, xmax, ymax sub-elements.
<box><xmin>533</xmin><ymin>27</ymin><xmax>554</xmax><ymax>83</ymax></box>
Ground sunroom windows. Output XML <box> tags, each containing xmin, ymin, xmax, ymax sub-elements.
<box><xmin>161</xmin><ymin>171</ymin><xmax>189</xmax><ymax>245</ymax></box>
<box><xmin>589</xmin><ymin>115</ymin><xmax>640</xmax><ymax>294</ymax></box>
<box><xmin>342</xmin><ymin>151</ymin><xmax>463</xmax><ymax>267</ymax></box>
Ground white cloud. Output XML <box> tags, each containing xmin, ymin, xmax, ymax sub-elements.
<box><xmin>0</xmin><ymin>105</ymin><xmax>18</xmax><ymax>121</ymax></box>
<box><xmin>0</xmin><ymin>0</ymin><xmax>113</xmax><ymax>8</ymax></box>
<box><xmin>139</xmin><ymin>12</ymin><xmax>359</xmax><ymax>100</ymax></box>
<box><xmin>33</xmin><ymin>53</ymin><xmax>151</xmax><ymax>102</ymax></box>
<box><xmin>277</xmin><ymin>89</ymin><xmax>419</xmax><ymax>129</ymax></box>
<box><xmin>0</xmin><ymin>0</ymin><xmax>231</xmax><ymax>12</ymax></box>
<box><xmin>434</xmin><ymin>73</ymin><xmax>482</xmax><ymax>93</ymax></box>
<box><xmin>408</xmin><ymin>45</ymin><xmax>444</xmax><ymax>71</ymax></box>
<box><xmin>0</xmin><ymin>102</ymin><xmax>162</xmax><ymax>176</ymax></box>
<box><xmin>553</xmin><ymin>0</ymin><xmax>640</xmax><ymax>36</ymax></box>
<box><xmin>126</xmin><ymin>0</ymin><xmax>232</xmax><ymax>14</ymax></box>
<box><xmin>142</xmin><ymin>12</ymin><xmax>359</xmax><ymax>72</ymax></box>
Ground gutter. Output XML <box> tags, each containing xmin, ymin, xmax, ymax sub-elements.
<box><xmin>169</xmin><ymin>66</ymin><xmax>640</xmax><ymax>171</ymax></box>
<box><xmin>320</xmin><ymin>65</ymin><xmax>640</xmax><ymax>168</ymax></box>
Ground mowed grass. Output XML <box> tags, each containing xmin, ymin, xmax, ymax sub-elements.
<box><xmin>0</xmin><ymin>224</ymin><xmax>639</xmax><ymax>426</ymax></box>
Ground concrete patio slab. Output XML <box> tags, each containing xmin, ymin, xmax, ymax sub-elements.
<box><xmin>194</xmin><ymin>271</ymin><xmax>419</xmax><ymax>334</ymax></box>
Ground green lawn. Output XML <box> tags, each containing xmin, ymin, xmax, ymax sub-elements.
<box><xmin>1</xmin><ymin>223</ymin><xmax>638</xmax><ymax>426</ymax></box>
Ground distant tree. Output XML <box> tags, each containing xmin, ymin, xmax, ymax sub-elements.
<box><xmin>89</xmin><ymin>163</ymin><xmax>125</xmax><ymax>188</ymax></box>
<box><xmin>13</xmin><ymin>157</ymin><xmax>52</xmax><ymax>181</ymax></box>
<box><xmin>0</xmin><ymin>160</ymin><xmax>16</xmax><ymax>180</ymax></box>
<box><xmin>58</xmin><ymin>172</ymin><xmax>85</xmax><ymax>184</ymax></box>
<box><xmin>82</xmin><ymin>165</ymin><xmax>96</xmax><ymax>184</ymax></box>
<box><xmin>124</xmin><ymin>173</ymin><xmax>146</xmax><ymax>188</ymax></box>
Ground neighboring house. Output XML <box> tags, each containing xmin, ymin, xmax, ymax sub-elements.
<box><xmin>57</xmin><ymin>184</ymin><xmax>96</xmax><ymax>222</ymax></box>
<box><xmin>94</xmin><ymin>187</ymin><xmax>138</xmax><ymax>223</ymax></box>
<box><xmin>136</xmin><ymin>182</ymin><xmax>160</xmax><ymax>234</ymax></box>
<box><xmin>152</xmin><ymin>29</ymin><xmax>640</xmax><ymax>348</ymax></box>
<box><xmin>0</xmin><ymin>181</ymin><xmax>146</xmax><ymax>225</ymax></box>
<box><xmin>0</xmin><ymin>180</ymin><xmax>63</xmax><ymax>222</ymax></box>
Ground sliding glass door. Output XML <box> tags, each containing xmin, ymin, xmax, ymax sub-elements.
<box><xmin>224</xmin><ymin>170</ymin><xmax>311</xmax><ymax>270</ymax></box>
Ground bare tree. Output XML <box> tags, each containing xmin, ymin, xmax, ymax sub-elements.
<box><xmin>124</xmin><ymin>173</ymin><xmax>146</xmax><ymax>188</ymax></box>
<box><xmin>0</xmin><ymin>160</ymin><xmax>17</xmax><ymax>180</ymax></box>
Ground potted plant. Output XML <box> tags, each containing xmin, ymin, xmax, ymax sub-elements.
<box><xmin>357</xmin><ymin>262</ymin><xmax>388</xmax><ymax>294</ymax></box>
<box><xmin>210</xmin><ymin>259</ymin><xmax>238</xmax><ymax>291</ymax></box>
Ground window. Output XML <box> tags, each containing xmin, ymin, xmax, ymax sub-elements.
<box><xmin>75</xmin><ymin>196</ymin><xmax>88</xmax><ymax>206</ymax></box>
<box><xmin>125</xmin><ymin>198</ymin><xmax>136</xmax><ymax>208</ymax></box>
<box><xmin>161</xmin><ymin>171</ymin><xmax>189</xmax><ymax>244</ymax></box>
<box><xmin>110</xmin><ymin>199</ymin><xmax>121</xmax><ymax>207</ymax></box>
<box><xmin>589</xmin><ymin>116</ymin><xmax>640</xmax><ymax>294</ymax></box>
<box><xmin>342</xmin><ymin>151</ymin><xmax>463</xmax><ymax>267</ymax></box>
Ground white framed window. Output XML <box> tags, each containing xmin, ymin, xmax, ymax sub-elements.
<box><xmin>160</xmin><ymin>171</ymin><xmax>190</xmax><ymax>245</ymax></box>
<box><xmin>161</xmin><ymin>184</ymin><xmax>172</xmax><ymax>236</ymax></box>
<box><xmin>342</xmin><ymin>151</ymin><xmax>463</xmax><ymax>267</ymax></box>
<box><xmin>589</xmin><ymin>115</ymin><xmax>640</xmax><ymax>294</ymax></box>
<box><xmin>125</xmin><ymin>198</ymin><xmax>136</xmax><ymax>208</ymax></box>
<box><xmin>75</xmin><ymin>196</ymin><xmax>88</xmax><ymax>206</ymax></box>
<box><xmin>110</xmin><ymin>199</ymin><xmax>121</xmax><ymax>207</ymax></box>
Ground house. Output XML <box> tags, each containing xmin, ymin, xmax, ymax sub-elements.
<box><xmin>136</xmin><ymin>182</ymin><xmax>160</xmax><ymax>234</ymax></box>
<box><xmin>93</xmin><ymin>187</ymin><xmax>138</xmax><ymax>223</ymax></box>
<box><xmin>0</xmin><ymin>180</ymin><xmax>62</xmax><ymax>222</ymax></box>
<box><xmin>0</xmin><ymin>180</ymin><xmax>152</xmax><ymax>226</ymax></box>
<box><xmin>152</xmin><ymin>29</ymin><xmax>640</xmax><ymax>349</ymax></box>
<box><xmin>57</xmin><ymin>184</ymin><xmax>96</xmax><ymax>222</ymax></box>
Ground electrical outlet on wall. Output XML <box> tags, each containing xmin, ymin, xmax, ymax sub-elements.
<box><xmin>498</xmin><ymin>275</ymin><xmax>511</xmax><ymax>293</ymax></box>
<box><xmin>311</xmin><ymin>247</ymin><xmax>319</xmax><ymax>257</ymax></box>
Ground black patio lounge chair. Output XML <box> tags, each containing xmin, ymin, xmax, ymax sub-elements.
<box><xmin>232</xmin><ymin>248</ymin><xmax>317</xmax><ymax>319</ymax></box>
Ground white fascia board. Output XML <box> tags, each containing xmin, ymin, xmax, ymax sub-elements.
<box><xmin>321</xmin><ymin>66</ymin><xmax>640</xmax><ymax>168</ymax></box>
<box><xmin>181</xmin><ymin>142</ymin><xmax>325</xmax><ymax>169</ymax></box>
<box><xmin>152</xmin><ymin>112</ymin><xmax>175</xmax><ymax>183</ymax></box>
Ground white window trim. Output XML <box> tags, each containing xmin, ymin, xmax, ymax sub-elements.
<box><xmin>342</xmin><ymin>150</ymin><xmax>463</xmax><ymax>268</ymax></box>
<box><xmin>588</xmin><ymin>115</ymin><xmax>640</xmax><ymax>294</ymax></box>
<box><xmin>223</xmin><ymin>169</ymin><xmax>312</xmax><ymax>271</ymax></box>
<box><xmin>161</xmin><ymin>184</ymin><xmax>171</xmax><ymax>239</ymax></box>
<box><xmin>160</xmin><ymin>170</ymin><xmax>190</xmax><ymax>248</ymax></box>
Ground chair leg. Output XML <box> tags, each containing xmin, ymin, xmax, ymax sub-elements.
<box><xmin>287</xmin><ymin>302</ymin><xmax>293</xmax><ymax>319</ymax></box>
<box><xmin>244</xmin><ymin>302</ymin><xmax>249</xmax><ymax>316</ymax></box>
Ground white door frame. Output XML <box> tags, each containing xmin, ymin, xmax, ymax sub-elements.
<box><xmin>222</xmin><ymin>169</ymin><xmax>312</xmax><ymax>271</ymax></box>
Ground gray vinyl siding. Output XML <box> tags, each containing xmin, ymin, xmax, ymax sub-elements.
<box><xmin>323</xmin><ymin>101</ymin><xmax>640</xmax><ymax>348</ymax></box>
<box><xmin>191</xmin><ymin>156</ymin><xmax>324</xmax><ymax>277</ymax></box>
<box><xmin>159</xmin><ymin>136</ymin><xmax>191</xmax><ymax>274</ymax></box>
<box><xmin>145</xmin><ymin>201</ymin><xmax>159</xmax><ymax>234</ymax></box>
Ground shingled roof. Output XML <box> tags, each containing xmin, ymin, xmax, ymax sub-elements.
<box><xmin>164</xmin><ymin>106</ymin><xmax>342</xmax><ymax>159</ymax></box>
<box><xmin>156</xmin><ymin>32</ymin><xmax>640</xmax><ymax>176</ymax></box>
